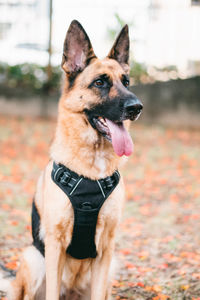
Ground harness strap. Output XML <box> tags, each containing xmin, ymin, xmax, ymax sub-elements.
<box><xmin>51</xmin><ymin>162</ymin><xmax>120</xmax><ymax>259</ymax></box>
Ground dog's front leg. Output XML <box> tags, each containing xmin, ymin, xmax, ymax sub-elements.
<box><xmin>91</xmin><ymin>246</ymin><xmax>114</xmax><ymax>300</ymax></box>
<box><xmin>45</xmin><ymin>236</ymin><xmax>65</xmax><ymax>300</ymax></box>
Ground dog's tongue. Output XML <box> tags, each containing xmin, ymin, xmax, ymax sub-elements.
<box><xmin>105</xmin><ymin>119</ymin><xmax>133</xmax><ymax>157</ymax></box>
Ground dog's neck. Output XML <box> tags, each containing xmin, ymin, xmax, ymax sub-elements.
<box><xmin>50</xmin><ymin>109</ymin><xmax>124</xmax><ymax>180</ymax></box>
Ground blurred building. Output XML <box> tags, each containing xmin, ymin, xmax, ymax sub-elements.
<box><xmin>145</xmin><ymin>0</ymin><xmax>200</xmax><ymax>77</ymax></box>
<box><xmin>0</xmin><ymin>0</ymin><xmax>49</xmax><ymax>64</ymax></box>
<box><xmin>0</xmin><ymin>0</ymin><xmax>200</xmax><ymax>78</ymax></box>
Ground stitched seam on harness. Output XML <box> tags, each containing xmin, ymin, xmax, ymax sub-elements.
<box><xmin>97</xmin><ymin>180</ymin><xmax>105</xmax><ymax>198</ymax></box>
<box><xmin>70</xmin><ymin>178</ymin><xmax>83</xmax><ymax>195</ymax></box>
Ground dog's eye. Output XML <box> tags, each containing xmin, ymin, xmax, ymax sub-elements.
<box><xmin>123</xmin><ymin>79</ymin><xmax>129</xmax><ymax>88</ymax></box>
<box><xmin>94</xmin><ymin>79</ymin><xmax>104</xmax><ymax>87</ymax></box>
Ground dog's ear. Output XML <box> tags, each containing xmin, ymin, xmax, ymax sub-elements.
<box><xmin>108</xmin><ymin>24</ymin><xmax>129</xmax><ymax>70</ymax></box>
<box><xmin>62</xmin><ymin>20</ymin><xmax>96</xmax><ymax>77</ymax></box>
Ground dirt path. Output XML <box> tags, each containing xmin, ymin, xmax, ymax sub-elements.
<box><xmin>0</xmin><ymin>116</ymin><xmax>200</xmax><ymax>299</ymax></box>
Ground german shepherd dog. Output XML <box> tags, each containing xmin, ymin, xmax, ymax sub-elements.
<box><xmin>0</xmin><ymin>20</ymin><xmax>143</xmax><ymax>300</ymax></box>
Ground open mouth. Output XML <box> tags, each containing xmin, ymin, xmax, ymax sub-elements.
<box><xmin>92</xmin><ymin>116</ymin><xmax>133</xmax><ymax>157</ymax></box>
<box><xmin>93</xmin><ymin>117</ymin><xmax>112</xmax><ymax>141</ymax></box>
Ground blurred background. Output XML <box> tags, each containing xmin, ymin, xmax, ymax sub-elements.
<box><xmin>1</xmin><ymin>1</ymin><xmax>200</xmax><ymax>299</ymax></box>
<box><xmin>0</xmin><ymin>0</ymin><xmax>200</xmax><ymax>124</ymax></box>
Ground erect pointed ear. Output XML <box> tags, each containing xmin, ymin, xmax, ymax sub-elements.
<box><xmin>107</xmin><ymin>24</ymin><xmax>129</xmax><ymax>69</ymax></box>
<box><xmin>61</xmin><ymin>20</ymin><xmax>96</xmax><ymax>77</ymax></box>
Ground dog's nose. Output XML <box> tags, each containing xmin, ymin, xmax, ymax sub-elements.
<box><xmin>124</xmin><ymin>98</ymin><xmax>143</xmax><ymax>117</ymax></box>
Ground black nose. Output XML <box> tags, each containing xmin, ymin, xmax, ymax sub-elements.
<box><xmin>124</xmin><ymin>98</ymin><xmax>143</xmax><ymax>117</ymax></box>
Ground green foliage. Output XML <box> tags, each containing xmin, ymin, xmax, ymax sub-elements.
<box><xmin>0</xmin><ymin>62</ymin><xmax>61</xmax><ymax>94</ymax></box>
<box><xmin>107</xmin><ymin>13</ymin><xmax>128</xmax><ymax>40</ymax></box>
<box><xmin>129</xmin><ymin>61</ymin><xmax>148</xmax><ymax>84</ymax></box>
<box><xmin>107</xmin><ymin>13</ymin><xmax>135</xmax><ymax>41</ymax></box>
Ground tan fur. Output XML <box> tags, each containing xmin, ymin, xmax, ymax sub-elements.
<box><xmin>3</xmin><ymin>22</ymin><xmax>133</xmax><ymax>300</ymax></box>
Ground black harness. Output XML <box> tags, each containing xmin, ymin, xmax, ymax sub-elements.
<box><xmin>32</xmin><ymin>162</ymin><xmax>120</xmax><ymax>260</ymax></box>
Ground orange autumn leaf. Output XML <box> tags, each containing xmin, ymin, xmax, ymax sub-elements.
<box><xmin>5</xmin><ymin>261</ymin><xmax>18</xmax><ymax>270</ymax></box>
<box><xmin>127</xmin><ymin>282</ymin><xmax>135</xmax><ymax>287</ymax></box>
<box><xmin>158</xmin><ymin>263</ymin><xmax>168</xmax><ymax>270</ymax></box>
<box><xmin>152</xmin><ymin>285</ymin><xmax>162</xmax><ymax>293</ymax></box>
<box><xmin>1</xmin><ymin>203</ymin><xmax>11</xmax><ymax>211</ymax></box>
<box><xmin>136</xmin><ymin>282</ymin><xmax>144</xmax><ymax>287</ymax></box>
<box><xmin>11</xmin><ymin>220</ymin><xmax>19</xmax><ymax>226</ymax></box>
<box><xmin>26</xmin><ymin>224</ymin><xmax>31</xmax><ymax>231</ymax></box>
<box><xmin>145</xmin><ymin>286</ymin><xmax>152</xmax><ymax>292</ymax></box>
<box><xmin>180</xmin><ymin>285</ymin><xmax>189</xmax><ymax>290</ymax></box>
<box><xmin>125</xmin><ymin>261</ymin><xmax>135</xmax><ymax>269</ymax></box>
<box><xmin>154</xmin><ymin>294</ymin><xmax>169</xmax><ymax>300</ymax></box>
<box><xmin>120</xmin><ymin>248</ymin><xmax>132</xmax><ymax>255</ymax></box>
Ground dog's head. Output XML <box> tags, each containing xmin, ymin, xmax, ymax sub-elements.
<box><xmin>60</xmin><ymin>20</ymin><xmax>143</xmax><ymax>157</ymax></box>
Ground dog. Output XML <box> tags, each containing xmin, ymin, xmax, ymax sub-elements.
<box><xmin>0</xmin><ymin>20</ymin><xmax>143</xmax><ymax>300</ymax></box>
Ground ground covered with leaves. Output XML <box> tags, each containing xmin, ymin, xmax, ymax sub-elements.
<box><xmin>0</xmin><ymin>115</ymin><xmax>200</xmax><ymax>300</ymax></box>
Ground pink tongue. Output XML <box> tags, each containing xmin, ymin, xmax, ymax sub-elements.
<box><xmin>105</xmin><ymin>119</ymin><xmax>133</xmax><ymax>157</ymax></box>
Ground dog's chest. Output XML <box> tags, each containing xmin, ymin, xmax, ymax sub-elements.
<box><xmin>93</xmin><ymin>152</ymin><xmax>107</xmax><ymax>178</ymax></box>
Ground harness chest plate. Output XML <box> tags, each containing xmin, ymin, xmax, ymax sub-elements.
<box><xmin>51</xmin><ymin>162</ymin><xmax>120</xmax><ymax>259</ymax></box>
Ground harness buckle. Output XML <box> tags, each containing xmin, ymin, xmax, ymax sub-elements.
<box><xmin>105</xmin><ymin>176</ymin><xmax>115</xmax><ymax>189</ymax></box>
<box><xmin>59</xmin><ymin>171</ymin><xmax>71</xmax><ymax>186</ymax></box>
